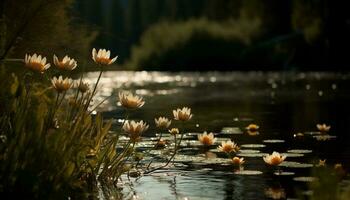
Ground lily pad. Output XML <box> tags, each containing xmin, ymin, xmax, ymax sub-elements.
<box><xmin>287</xmin><ymin>149</ymin><xmax>312</xmax><ymax>154</ymax></box>
<box><xmin>281</xmin><ymin>153</ymin><xmax>304</xmax><ymax>158</ymax></box>
<box><xmin>237</xmin><ymin>153</ymin><xmax>269</xmax><ymax>157</ymax></box>
<box><xmin>234</xmin><ymin>170</ymin><xmax>263</xmax><ymax>175</ymax></box>
<box><xmin>239</xmin><ymin>149</ymin><xmax>260</xmax><ymax>154</ymax></box>
<box><xmin>241</xmin><ymin>144</ymin><xmax>266</xmax><ymax>148</ymax></box>
<box><xmin>263</xmin><ymin>139</ymin><xmax>285</xmax><ymax>143</ymax></box>
<box><xmin>313</xmin><ymin>135</ymin><xmax>337</xmax><ymax>141</ymax></box>
<box><xmin>274</xmin><ymin>171</ymin><xmax>295</xmax><ymax>176</ymax></box>
<box><xmin>221</xmin><ymin>127</ymin><xmax>243</xmax><ymax>135</ymax></box>
<box><xmin>293</xmin><ymin>177</ymin><xmax>317</xmax><ymax>182</ymax></box>
<box><xmin>280</xmin><ymin>161</ymin><xmax>313</xmax><ymax>168</ymax></box>
<box><xmin>304</xmin><ymin>131</ymin><xmax>321</xmax><ymax>135</ymax></box>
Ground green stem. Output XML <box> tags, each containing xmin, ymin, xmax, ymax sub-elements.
<box><xmin>85</xmin><ymin>69</ymin><xmax>103</xmax><ymax>111</ymax></box>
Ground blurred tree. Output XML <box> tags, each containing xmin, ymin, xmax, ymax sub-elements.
<box><xmin>1</xmin><ymin>0</ymin><xmax>96</xmax><ymax>62</ymax></box>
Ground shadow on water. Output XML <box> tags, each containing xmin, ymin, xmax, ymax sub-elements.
<box><xmin>86</xmin><ymin>71</ymin><xmax>350</xmax><ymax>199</ymax></box>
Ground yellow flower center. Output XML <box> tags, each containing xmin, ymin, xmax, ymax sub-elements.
<box><xmin>201</xmin><ymin>136</ymin><xmax>212</xmax><ymax>145</ymax></box>
<box><xmin>26</xmin><ymin>62</ymin><xmax>45</xmax><ymax>72</ymax></box>
<box><xmin>95</xmin><ymin>57</ymin><xmax>112</xmax><ymax>65</ymax></box>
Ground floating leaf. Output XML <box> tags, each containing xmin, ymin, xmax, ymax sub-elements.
<box><xmin>274</xmin><ymin>171</ymin><xmax>295</xmax><ymax>176</ymax></box>
<box><xmin>237</xmin><ymin>153</ymin><xmax>268</xmax><ymax>157</ymax></box>
<box><xmin>280</xmin><ymin>161</ymin><xmax>313</xmax><ymax>168</ymax></box>
<box><xmin>293</xmin><ymin>177</ymin><xmax>317</xmax><ymax>182</ymax></box>
<box><xmin>234</xmin><ymin>170</ymin><xmax>263</xmax><ymax>175</ymax></box>
<box><xmin>239</xmin><ymin>149</ymin><xmax>260</xmax><ymax>154</ymax></box>
<box><xmin>281</xmin><ymin>153</ymin><xmax>304</xmax><ymax>158</ymax></box>
<box><xmin>304</xmin><ymin>131</ymin><xmax>321</xmax><ymax>135</ymax></box>
<box><xmin>241</xmin><ymin>144</ymin><xmax>266</xmax><ymax>148</ymax></box>
<box><xmin>221</xmin><ymin>127</ymin><xmax>243</xmax><ymax>135</ymax></box>
<box><xmin>263</xmin><ymin>139</ymin><xmax>285</xmax><ymax>143</ymax></box>
<box><xmin>287</xmin><ymin>149</ymin><xmax>312</xmax><ymax>154</ymax></box>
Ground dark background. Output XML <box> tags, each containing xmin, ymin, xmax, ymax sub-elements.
<box><xmin>1</xmin><ymin>0</ymin><xmax>350</xmax><ymax>71</ymax></box>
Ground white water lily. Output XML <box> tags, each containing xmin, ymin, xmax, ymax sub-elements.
<box><xmin>198</xmin><ymin>132</ymin><xmax>216</xmax><ymax>146</ymax></box>
<box><xmin>51</xmin><ymin>76</ymin><xmax>73</xmax><ymax>93</ymax></box>
<box><xmin>122</xmin><ymin>120</ymin><xmax>149</xmax><ymax>142</ymax></box>
<box><xmin>173</xmin><ymin>107</ymin><xmax>192</xmax><ymax>121</ymax></box>
<box><xmin>53</xmin><ymin>55</ymin><xmax>77</xmax><ymax>70</ymax></box>
<box><xmin>317</xmin><ymin>123</ymin><xmax>331</xmax><ymax>132</ymax></box>
<box><xmin>232</xmin><ymin>157</ymin><xmax>245</xmax><ymax>165</ymax></box>
<box><xmin>168</xmin><ymin>128</ymin><xmax>179</xmax><ymax>135</ymax></box>
<box><xmin>24</xmin><ymin>53</ymin><xmax>50</xmax><ymax>73</ymax></box>
<box><xmin>155</xmin><ymin>117</ymin><xmax>171</xmax><ymax>129</ymax></box>
<box><xmin>218</xmin><ymin>140</ymin><xmax>239</xmax><ymax>153</ymax></box>
<box><xmin>92</xmin><ymin>48</ymin><xmax>118</xmax><ymax>65</ymax></box>
<box><xmin>119</xmin><ymin>91</ymin><xmax>145</xmax><ymax>109</ymax></box>
<box><xmin>263</xmin><ymin>152</ymin><xmax>286</xmax><ymax>166</ymax></box>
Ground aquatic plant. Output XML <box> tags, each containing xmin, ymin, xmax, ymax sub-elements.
<box><xmin>317</xmin><ymin>123</ymin><xmax>331</xmax><ymax>133</ymax></box>
<box><xmin>154</xmin><ymin>117</ymin><xmax>172</xmax><ymax>130</ymax></box>
<box><xmin>53</xmin><ymin>55</ymin><xmax>78</xmax><ymax>71</ymax></box>
<box><xmin>198</xmin><ymin>132</ymin><xmax>216</xmax><ymax>146</ymax></box>
<box><xmin>119</xmin><ymin>91</ymin><xmax>145</xmax><ymax>109</ymax></box>
<box><xmin>246</xmin><ymin>123</ymin><xmax>259</xmax><ymax>132</ymax></box>
<box><xmin>263</xmin><ymin>152</ymin><xmax>287</xmax><ymax>166</ymax></box>
<box><xmin>24</xmin><ymin>53</ymin><xmax>51</xmax><ymax>73</ymax></box>
<box><xmin>232</xmin><ymin>157</ymin><xmax>245</xmax><ymax>166</ymax></box>
<box><xmin>218</xmin><ymin>140</ymin><xmax>240</xmax><ymax>154</ymax></box>
<box><xmin>0</xmin><ymin>48</ymin><xmax>165</xmax><ymax>198</ymax></box>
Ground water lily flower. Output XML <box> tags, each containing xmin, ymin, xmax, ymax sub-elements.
<box><xmin>156</xmin><ymin>139</ymin><xmax>167</xmax><ymax>148</ymax></box>
<box><xmin>92</xmin><ymin>48</ymin><xmax>118</xmax><ymax>65</ymax></box>
<box><xmin>53</xmin><ymin>55</ymin><xmax>77</xmax><ymax>70</ymax></box>
<box><xmin>247</xmin><ymin>130</ymin><xmax>259</xmax><ymax>136</ymax></box>
<box><xmin>232</xmin><ymin>157</ymin><xmax>245</xmax><ymax>165</ymax></box>
<box><xmin>334</xmin><ymin>163</ymin><xmax>346</xmax><ymax>178</ymax></box>
<box><xmin>155</xmin><ymin>117</ymin><xmax>171</xmax><ymax>129</ymax></box>
<box><xmin>122</xmin><ymin>120</ymin><xmax>149</xmax><ymax>142</ymax></box>
<box><xmin>76</xmin><ymin>81</ymin><xmax>89</xmax><ymax>93</ymax></box>
<box><xmin>263</xmin><ymin>152</ymin><xmax>286</xmax><ymax>166</ymax></box>
<box><xmin>198</xmin><ymin>132</ymin><xmax>216</xmax><ymax>146</ymax></box>
<box><xmin>173</xmin><ymin>107</ymin><xmax>192</xmax><ymax>121</ymax></box>
<box><xmin>24</xmin><ymin>53</ymin><xmax>50</xmax><ymax>73</ymax></box>
<box><xmin>168</xmin><ymin>128</ymin><xmax>179</xmax><ymax>135</ymax></box>
<box><xmin>246</xmin><ymin>124</ymin><xmax>259</xmax><ymax>132</ymax></box>
<box><xmin>265</xmin><ymin>187</ymin><xmax>286</xmax><ymax>199</ymax></box>
<box><xmin>119</xmin><ymin>91</ymin><xmax>145</xmax><ymax>109</ymax></box>
<box><xmin>317</xmin><ymin>159</ymin><xmax>326</xmax><ymax>167</ymax></box>
<box><xmin>51</xmin><ymin>76</ymin><xmax>73</xmax><ymax>93</ymax></box>
<box><xmin>218</xmin><ymin>140</ymin><xmax>239</xmax><ymax>153</ymax></box>
<box><xmin>317</xmin><ymin>124</ymin><xmax>331</xmax><ymax>132</ymax></box>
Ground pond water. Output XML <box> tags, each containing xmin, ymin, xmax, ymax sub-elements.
<box><xmin>86</xmin><ymin>71</ymin><xmax>350</xmax><ymax>200</ymax></box>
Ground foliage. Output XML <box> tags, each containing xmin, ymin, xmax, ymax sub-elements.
<box><xmin>0</xmin><ymin>0</ymin><xmax>96</xmax><ymax>62</ymax></box>
<box><xmin>0</xmin><ymin>59</ymin><xmax>129</xmax><ymax>198</ymax></box>
<box><xmin>125</xmin><ymin>18</ymin><xmax>263</xmax><ymax>70</ymax></box>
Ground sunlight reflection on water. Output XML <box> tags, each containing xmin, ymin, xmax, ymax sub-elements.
<box><xmin>84</xmin><ymin>71</ymin><xmax>350</xmax><ymax>199</ymax></box>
